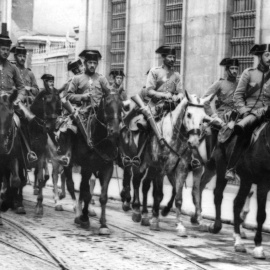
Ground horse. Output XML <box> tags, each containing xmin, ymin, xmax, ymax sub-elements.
<box><xmin>128</xmin><ymin>92</ymin><xmax>213</xmax><ymax>235</ymax></box>
<box><xmin>61</xmin><ymin>91</ymin><xmax>122</xmax><ymax>234</ymax></box>
<box><xmin>0</xmin><ymin>90</ymin><xmax>27</xmax><ymax>217</ymax></box>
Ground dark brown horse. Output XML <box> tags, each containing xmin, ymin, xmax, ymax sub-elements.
<box><xmin>0</xmin><ymin>90</ymin><xmax>26</xmax><ymax>218</ymax></box>
<box><xmin>61</xmin><ymin>91</ymin><xmax>122</xmax><ymax>234</ymax></box>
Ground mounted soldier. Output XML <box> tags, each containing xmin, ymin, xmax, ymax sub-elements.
<box><xmin>110</xmin><ymin>70</ymin><xmax>127</xmax><ymax>101</ymax></box>
<box><xmin>125</xmin><ymin>45</ymin><xmax>183</xmax><ymax>146</ymax></box>
<box><xmin>10</xmin><ymin>45</ymin><xmax>39</xmax><ymax>101</ymax></box>
<box><xmin>0</xmin><ymin>33</ymin><xmax>37</xmax><ymax>164</ymax></box>
<box><xmin>225</xmin><ymin>44</ymin><xmax>270</xmax><ymax>181</ymax></box>
<box><xmin>202</xmin><ymin>57</ymin><xmax>239</xmax><ymax>158</ymax></box>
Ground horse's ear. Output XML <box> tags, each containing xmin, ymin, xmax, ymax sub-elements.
<box><xmin>201</xmin><ymin>93</ymin><xmax>215</xmax><ymax>105</ymax></box>
<box><xmin>9</xmin><ymin>89</ymin><xmax>18</xmax><ymax>104</ymax></box>
<box><xmin>185</xmin><ymin>90</ymin><xmax>191</xmax><ymax>102</ymax></box>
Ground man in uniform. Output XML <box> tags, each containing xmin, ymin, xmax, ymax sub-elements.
<box><xmin>202</xmin><ymin>58</ymin><xmax>239</xmax><ymax>157</ymax></box>
<box><xmin>10</xmin><ymin>45</ymin><xmax>39</xmax><ymax>100</ymax></box>
<box><xmin>225</xmin><ymin>44</ymin><xmax>270</xmax><ymax>181</ymax></box>
<box><xmin>110</xmin><ymin>70</ymin><xmax>127</xmax><ymax>101</ymax></box>
<box><xmin>130</xmin><ymin>45</ymin><xmax>183</xmax><ymax>146</ymax></box>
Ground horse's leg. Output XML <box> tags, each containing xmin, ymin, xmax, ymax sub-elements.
<box><xmin>141</xmin><ymin>169</ymin><xmax>152</xmax><ymax>226</ymax></box>
<box><xmin>161</xmin><ymin>174</ymin><xmax>176</xmax><ymax>217</ymax></box>
<box><xmin>252</xmin><ymin>182</ymin><xmax>269</xmax><ymax>259</ymax></box>
<box><xmin>174</xmin><ymin>167</ymin><xmax>189</xmax><ymax>237</ymax></box>
<box><xmin>90</xmin><ymin>178</ymin><xmax>96</xmax><ymax>205</ymax></box>
<box><xmin>10</xmin><ymin>158</ymin><xmax>21</xmax><ymax>189</ymax></box>
<box><xmin>33</xmin><ymin>166</ymin><xmax>39</xmax><ymax>195</ymax></box>
<box><xmin>233</xmin><ymin>179</ymin><xmax>252</xmax><ymax>253</ymax></box>
<box><xmin>150</xmin><ymin>169</ymin><xmax>164</xmax><ymax>231</ymax></box>
<box><xmin>35</xmin><ymin>156</ymin><xmax>45</xmax><ymax>215</ymax></box>
<box><xmin>15</xmin><ymin>164</ymin><xmax>26</xmax><ymax>214</ymax></box>
<box><xmin>78</xmin><ymin>166</ymin><xmax>91</xmax><ymax>228</ymax></box>
<box><xmin>121</xmin><ymin>166</ymin><xmax>132</xmax><ymax>211</ymax></box>
<box><xmin>51</xmin><ymin>160</ymin><xmax>63</xmax><ymax>211</ymax></box>
<box><xmin>98</xmin><ymin>163</ymin><xmax>113</xmax><ymax>235</ymax></box>
<box><xmin>44</xmin><ymin>158</ymin><xmax>50</xmax><ymax>182</ymax></box>
<box><xmin>191</xmin><ymin>166</ymin><xmax>204</xmax><ymax>225</ymax></box>
<box><xmin>59</xmin><ymin>169</ymin><xmax>66</xmax><ymax>200</ymax></box>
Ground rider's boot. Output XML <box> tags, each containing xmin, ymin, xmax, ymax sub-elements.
<box><xmin>131</xmin><ymin>94</ymin><xmax>165</xmax><ymax>146</ymax></box>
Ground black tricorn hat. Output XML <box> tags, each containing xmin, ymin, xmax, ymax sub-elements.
<box><xmin>79</xmin><ymin>49</ymin><xmax>102</xmax><ymax>61</ymax></box>
<box><xmin>0</xmin><ymin>34</ymin><xmax>12</xmax><ymax>47</ymax></box>
<box><xmin>112</xmin><ymin>70</ymin><xmax>125</xmax><ymax>78</ymax></box>
<box><xmin>109</xmin><ymin>70</ymin><xmax>116</xmax><ymax>77</ymax></box>
<box><xmin>220</xmin><ymin>58</ymin><xmax>239</xmax><ymax>67</ymax></box>
<box><xmin>10</xmin><ymin>45</ymin><xmax>27</xmax><ymax>55</ymax></box>
<box><xmin>249</xmin><ymin>44</ymin><xmax>270</xmax><ymax>55</ymax></box>
<box><xmin>68</xmin><ymin>59</ymin><xmax>82</xmax><ymax>71</ymax></box>
<box><xmin>155</xmin><ymin>45</ymin><xmax>176</xmax><ymax>56</ymax></box>
<box><xmin>41</xmin><ymin>74</ymin><xmax>54</xmax><ymax>81</ymax></box>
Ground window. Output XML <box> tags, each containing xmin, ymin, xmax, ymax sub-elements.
<box><xmin>231</xmin><ymin>0</ymin><xmax>256</xmax><ymax>74</ymax></box>
<box><xmin>111</xmin><ymin>0</ymin><xmax>126</xmax><ymax>71</ymax></box>
<box><xmin>164</xmin><ymin>0</ymin><xmax>182</xmax><ymax>73</ymax></box>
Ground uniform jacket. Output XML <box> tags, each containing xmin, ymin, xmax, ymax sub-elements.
<box><xmin>0</xmin><ymin>59</ymin><xmax>25</xmax><ymax>100</ymax></box>
<box><xmin>111</xmin><ymin>82</ymin><xmax>127</xmax><ymax>101</ymax></box>
<box><xmin>203</xmin><ymin>77</ymin><xmax>238</xmax><ymax>119</ymax></box>
<box><xmin>16</xmin><ymin>65</ymin><xmax>39</xmax><ymax>96</ymax></box>
<box><xmin>67</xmin><ymin>72</ymin><xmax>111</xmax><ymax>106</ymax></box>
<box><xmin>141</xmin><ymin>65</ymin><xmax>182</xmax><ymax>101</ymax></box>
<box><xmin>233</xmin><ymin>64</ymin><xmax>270</xmax><ymax>115</ymax></box>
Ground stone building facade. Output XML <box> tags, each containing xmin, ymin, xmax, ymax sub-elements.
<box><xmin>77</xmin><ymin>0</ymin><xmax>270</xmax><ymax>97</ymax></box>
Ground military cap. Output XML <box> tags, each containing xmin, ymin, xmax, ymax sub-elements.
<box><xmin>220</xmin><ymin>58</ymin><xmax>239</xmax><ymax>67</ymax></box>
<box><xmin>41</xmin><ymin>74</ymin><xmax>54</xmax><ymax>81</ymax></box>
<box><xmin>79</xmin><ymin>49</ymin><xmax>102</xmax><ymax>61</ymax></box>
<box><xmin>10</xmin><ymin>45</ymin><xmax>27</xmax><ymax>55</ymax></box>
<box><xmin>155</xmin><ymin>45</ymin><xmax>176</xmax><ymax>56</ymax></box>
<box><xmin>0</xmin><ymin>34</ymin><xmax>12</xmax><ymax>47</ymax></box>
<box><xmin>67</xmin><ymin>59</ymin><xmax>82</xmax><ymax>71</ymax></box>
<box><xmin>249</xmin><ymin>44</ymin><xmax>270</xmax><ymax>55</ymax></box>
<box><xmin>111</xmin><ymin>70</ymin><xmax>125</xmax><ymax>78</ymax></box>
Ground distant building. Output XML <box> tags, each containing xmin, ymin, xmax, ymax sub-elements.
<box><xmin>77</xmin><ymin>0</ymin><xmax>270</xmax><ymax>97</ymax></box>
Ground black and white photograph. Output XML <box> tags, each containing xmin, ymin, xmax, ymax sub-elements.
<box><xmin>0</xmin><ymin>0</ymin><xmax>270</xmax><ymax>269</ymax></box>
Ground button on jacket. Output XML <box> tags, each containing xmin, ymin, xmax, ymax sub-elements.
<box><xmin>17</xmin><ymin>66</ymin><xmax>39</xmax><ymax>96</ymax></box>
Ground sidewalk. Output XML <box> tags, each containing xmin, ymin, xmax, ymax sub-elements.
<box><xmin>27</xmin><ymin>165</ymin><xmax>270</xmax><ymax>233</ymax></box>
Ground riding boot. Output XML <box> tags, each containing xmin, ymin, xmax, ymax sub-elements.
<box><xmin>205</xmin><ymin>134</ymin><xmax>213</xmax><ymax>160</ymax></box>
<box><xmin>234</xmin><ymin>114</ymin><xmax>258</xmax><ymax>136</ymax></box>
<box><xmin>131</xmin><ymin>94</ymin><xmax>165</xmax><ymax>146</ymax></box>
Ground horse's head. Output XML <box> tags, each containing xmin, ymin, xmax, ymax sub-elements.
<box><xmin>0</xmin><ymin>90</ymin><xmax>18</xmax><ymax>153</ymax></box>
<box><xmin>183</xmin><ymin>91</ymin><xmax>213</xmax><ymax>148</ymax></box>
<box><xmin>98</xmin><ymin>90</ymin><xmax>123</xmax><ymax>141</ymax></box>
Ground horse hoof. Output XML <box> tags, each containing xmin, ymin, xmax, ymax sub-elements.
<box><xmin>122</xmin><ymin>202</ymin><xmax>131</xmax><ymax>212</ymax></box>
<box><xmin>240</xmin><ymin>230</ymin><xmax>247</xmax><ymax>239</ymax></box>
<box><xmin>33</xmin><ymin>188</ymin><xmax>39</xmax><ymax>195</ymax></box>
<box><xmin>190</xmin><ymin>216</ymin><xmax>199</xmax><ymax>225</ymax></box>
<box><xmin>253</xmin><ymin>246</ymin><xmax>266</xmax><ymax>260</ymax></box>
<box><xmin>199</xmin><ymin>222</ymin><xmax>211</xmax><ymax>232</ymax></box>
<box><xmin>208</xmin><ymin>222</ymin><xmax>222</xmax><ymax>234</ymax></box>
<box><xmin>16</xmin><ymin>207</ymin><xmax>26</xmax><ymax>215</ymax></box>
<box><xmin>234</xmin><ymin>244</ymin><xmax>247</xmax><ymax>253</ymax></box>
<box><xmin>161</xmin><ymin>207</ymin><xmax>170</xmax><ymax>217</ymax></box>
<box><xmin>177</xmin><ymin>223</ymin><xmax>187</xmax><ymax>237</ymax></box>
<box><xmin>35</xmin><ymin>207</ymin><xmax>43</xmax><ymax>216</ymax></box>
<box><xmin>99</xmin><ymin>227</ymin><xmax>110</xmax><ymax>235</ymax></box>
<box><xmin>88</xmin><ymin>209</ymin><xmax>97</xmax><ymax>217</ymax></box>
<box><xmin>132</xmin><ymin>212</ymin><xmax>142</xmax><ymax>223</ymax></box>
<box><xmin>55</xmin><ymin>205</ymin><xmax>64</xmax><ymax>211</ymax></box>
<box><xmin>80</xmin><ymin>216</ymin><xmax>90</xmax><ymax>229</ymax></box>
<box><xmin>150</xmin><ymin>219</ymin><xmax>160</xmax><ymax>231</ymax></box>
<box><xmin>74</xmin><ymin>217</ymin><xmax>81</xmax><ymax>224</ymax></box>
<box><xmin>44</xmin><ymin>175</ymin><xmax>50</xmax><ymax>181</ymax></box>
<box><xmin>91</xmin><ymin>199</ymin><xmax>95</xmax><ymax>205</ymax></box>
<box><xmin>59</xmin><ymin>193</ymin><xmax>66</xmax><ymax>200</ymax></box>
<box><xmin>141</xmin><ymin>217</ymin><xmax>150</xmax><ymax>226</ymax></box>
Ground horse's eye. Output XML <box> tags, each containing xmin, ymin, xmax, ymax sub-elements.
<box><xmin>187</xmin><ymin>113</ymin><xmax>192</xmax><ymax>118</ymax></box>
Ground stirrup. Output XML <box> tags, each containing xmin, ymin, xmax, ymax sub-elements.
<box><xmin>225</xmin><ymin>169</ymin><xmax>236</xmax><ymax>181</ymax></box>
<box><xmin>191</xmin><ymin>158</ymin><xmax>201</xmax><ymax>170</ymax></box>
<box><xmin>27</xmin><ymin>151</ymin><xmax>38</xmax><ymax>163</ymax></box>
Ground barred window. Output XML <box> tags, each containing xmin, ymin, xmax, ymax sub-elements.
<box><xmin>164</xmin><ymin>0</ymin><xmax>182</xmax><ymax>73</ymax></box>
<box><xmin>111</xmin><ymin>0</ymin><xmax>126</xmax><ymax>71</ymax></box>
<box><xmin>230</xmin><ymin>0</ymin><xmax>256</xmax><ymax>74</ymax></box>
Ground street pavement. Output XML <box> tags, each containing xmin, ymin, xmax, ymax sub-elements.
<box><xmin>28</xmin><ymin>164</ymin><xmax>270</xmax><ymax>233</ymax></box>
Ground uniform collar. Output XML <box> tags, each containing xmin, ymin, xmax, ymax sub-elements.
<box><xmin>257</xmin><ymin>62</ymin><xmax>270</xmax><ymax>73</ymax></box>
<box><xmin>16</xmin><ymin>64</ymin><xmax>25</xmax><ymax>70</ymax></box>
<box><xmin>161</xmin><ymin>64</ymin><xmax>174</xmax><ymax>72</ymax></box>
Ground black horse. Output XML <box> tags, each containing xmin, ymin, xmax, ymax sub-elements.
<box><xmin>59</xmin><ymin>91</ymin><xmax>122</xmax><ymax>234</ymax></box>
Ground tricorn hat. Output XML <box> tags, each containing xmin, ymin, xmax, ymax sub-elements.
<box><xmin>0</xmin><ymin>34</ymin><xmax>12</xmax><ymax>47</ymax></box>
<box><xmin>79</xmin><ymin>49</ymin><xmax>102</xmax><ymax>62</ymax></box>
<box><xmin>68</xmin><ymin>59</ymin><xmax>82</xmax><ymax>71</ymax></box>
<box><xmin>41</xmin><ymin>74</ymin><xmax>54</xmax><ymax>81</ymax></box>
<box><xmin>10</xmin><ymin>45</ymin><xmax>27</xmax><ymax>55</ymax></box>
<box><xmin>220</xmin><ymin>58</ymin><xmax>239</xmax><ymax>67</ymax></box>
<box><xmin>249</xmin><ymin>44</ymin><xmax>270</xmax><ymax>55</ymax></box>
<box><xmin>111</xmin><ymin>70</ymin><xmax>125</xmax><ymax>78</ymax></box>
<box><xmin>155</xmin><ymin>45</ymin><xmax>176</xmax><ymax>56</ymax></box>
